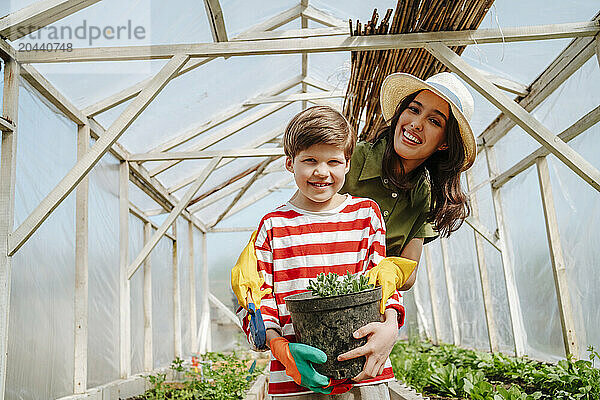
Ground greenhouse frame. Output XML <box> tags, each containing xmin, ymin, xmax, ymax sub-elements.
<box><xmin>0</xmin><ymin>0</ymin><xmax>599</xmax><ymax>398</ymax></box>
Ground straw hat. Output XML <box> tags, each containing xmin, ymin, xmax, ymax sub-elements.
<box><xmin>380</xmin><ymin>72</ymin><xmax>476</xmax><ymax>171</ymax></box>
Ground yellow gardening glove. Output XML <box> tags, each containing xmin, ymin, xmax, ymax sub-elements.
<box><xmin>231</xmin><ymin>230</ymin><xmax>272</xmax><ymax>310</ymax></box>
<box><xmin>367</xmin><ymin>257</ymin><xmax>418</xmax><ymax>314</ymax></box>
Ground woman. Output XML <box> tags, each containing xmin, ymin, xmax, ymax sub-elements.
<box><xmin>340</xmin><ymin>71</ymin><xmax>476</xmax><ymax>290</ymax></box>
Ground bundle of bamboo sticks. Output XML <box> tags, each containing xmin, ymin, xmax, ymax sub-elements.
<box><xmin>343</xmin><ymin>0</ymin><xmax>495</xmax><ymax>141</ymax></box>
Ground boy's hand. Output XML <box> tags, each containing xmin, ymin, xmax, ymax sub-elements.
<box><xmin>269</xmin><ymin>337</ymin><xmax>332</xmax><ymax>393</ymax></box>
<box><xmin>336</xmin><ymin>309</ymin><xmax>398</xmax><ymax>382</ymax></box>
<box><xmin>367</xmin><ymin>257</ymin><xmax>417</xmax><ymax>313</ymax></box>
<box><xmin>231</xmin><ymin>230</ymin><xmax>271</xmax><ymax>309</ymax></box>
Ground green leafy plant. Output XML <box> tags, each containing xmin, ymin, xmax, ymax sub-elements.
<box><xmin>140</xmin><ymin>352</ymin><xmax>264</xmax><ymax>400</ymax></box>
<box><xmin>307</xmin><ymin>271</ymin><xmax>373</xmax><ymax>298</ymax></box>
<box><xmin>389</xmin><ymin>340</ymin><xmax>600</xmax><ymax>400</ymax></box>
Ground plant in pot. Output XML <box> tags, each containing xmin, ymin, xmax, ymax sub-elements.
<box><xmin>284</xmin><ymin>271</ymin><xmax>382</xmax><ymax>380</ymax></box>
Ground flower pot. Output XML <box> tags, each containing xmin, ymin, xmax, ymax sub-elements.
<box><xmin>284</xmin><ymin>287</ymin><xmax>382</xmax><ymax>380</ymax></box>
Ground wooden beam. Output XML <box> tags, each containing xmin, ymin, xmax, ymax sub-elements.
<box><xmin>189</xmin><ymin>176</ymin><xmax>251</xmax><ymax>213</ymax></box>
<box><xmin>143</xmin><ymin>222</ymin><xmax>153</xmax><ymax>372</ymax></box>
<box><xmin>74</xmin><ymin>123</ymin><xmax>89</xmax><ymax>393</ymax></box>
<box><xmin>244</xmin><ymin>90</ymin><xmax>344</xmax><ymax>105</ymax></box>
<box><xmin>148</xmin><ymin>102</ymin><xmax>290</xmax><ymax>176</ymax></box>
<box><xmin>493</xmin><ymin>105</ymin><xmax>600</xmax><ymax>189</ymax></box>
<box><xmin>0</xmin><ymin>59</ymin><xmax>19</xmax><ymax>400</ymax></box>
<box><xmin>209</xmin><ymin>227</ymin><xmax>255</xmax><ymax>233</ymax></box>
<box><xmin>21</xmin><ymin>64</ymin><xmax>87</xmax><ymax>125</ymax></box>
<box><xmin>203</xmin><ymin>0</ymin><xmax>228</xmax><ymax>42</ymax></box>
<box><xmin>440</xmin><ymin>238</ymin><xmax>460</xmax><ymax>346</ymax></box>
<box><xmin>0</xmin><ymin>37</ymin><xmax>16</xmax><ymax>61</ymax></box>
<box><xmin>187</xmin><ymin>221</ymin><xmax>197</xmax><ymax>353</ymax></box>
<box><xmin>129</xmin><ymin>201</ymin><xmax>176</xmax><ymax>241</ymax></box>
<box><xmin>478</xmin><ymin>20</ymin><xmax>599</xmax><ymax>149</ymax></box>
<box><xmin>465</xmin><ymin>170</ymin><xmax>498</xmax><ymax>353</ymax></box>
<box><xmin>82</xmin><ymin>6</ymin><xmax>302</xmax><ymax>117</ymax></box>
<box><xmin>148</xmin><ymin>76</ymin><xmax>300</xmax><ymax>154</ymax></box>
<box><xmin>301</xmin><ymin>5</ymin><xmax>346</xmax><ymax>27</ymax></box>
<box><xmin>536</xmin><ymin>157</ymin><xmax>579</xmax><ymax>358</ymax></box>
<box><xmin>596</xmin><ymin>34</ymin><xmax>600</xmax><ymax>66</ymax></box>
<box><xmin>18</xmin><ymin>21</ymin><xmax>600</xmax><ymax>63</ymax></box>
<box><xmin>234</xmin><ymin>5</ymin><xmax>302</xmax><ymax>40</ymax></box>
<box><xmin>131</xmin><ymin>147</ymin><xmax>284</xmax><ymax>162</ymax></box>
<box><xmin>464</xmin><ymin>217</ymin><xmax>501</xmax><ymax>252</ymax></box>
<box><xmin>0</xmin><ymin>118</ymin><xmax>15</xmax><ymax>133</ymax></box>
<box><xmin>196</xmin><ymin>232</ymin><xmax>211</xmax><ymax>354</ymax></box>
<box><xmin>208</xmin><ymin>293</ymin><xmax>241</xmax><ymax>329</ymax></box>
<box><xmin>172</xmin><ymin>223</ymin><xmax>182</xmax><ymax>359</ymax></box>
<box><xmin>472</xmin><ymin>67</ymin><xmax>529</xmax><ymax>96</ymax></box>
<box><xmin>119</xmin><ymin>161</ymin><xmax>131</xmax><ymax>379</ymax></box>
<box><xmin>169</xmin><ymin>125</ymin><xmax>284</xmax><ymax>194</ymax></box>
<box><xmin>427</xmin><ymin>42</ymin><xmax>600</xmax><ymax>193</ymax></box>
<box><xmin>0</xmin><ymin>0</ymin><xmax>102</xmax><ymax>41</ymax></box>
<box><xmin>127</xmin><ymin>157</ymin><xmax>221</xmax><ymax>280</ymax></box>
<box><xmin>207</xmin><ymin>176</ymin><xmax>293</xmax><ymax>226</ymax></box>
<box><xmin>423</xmin><ymin>245</ymin><xmax>441</xmax><ymax>345</ymax></box>
<box><xmin>234</xmin><ymin>26</ymin><xmax>348</xmax><ymax>42</ymax></box>
<box><xmin>484</xmin><ymin>146</ymin><xmax>527</xmax><ymax>356</ymax></box>
<box><xmin>8</xmin><ymin>54</ymin><xmax>190</xmax><ymax>256</ymax></box>
<box><xmin>210</xmin><ymin>158</ymin><xmax>273</xmax><ymax>227</ymax></box>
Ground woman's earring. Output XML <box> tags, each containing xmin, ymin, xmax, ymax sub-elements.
<box><xmin>438</xmin><ymin>144</ymin><xmax>449</xmax><ymax>151</ymax></box>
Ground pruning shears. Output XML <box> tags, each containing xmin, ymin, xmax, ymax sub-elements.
<box><xmin>247</xmin><ymin>293</ymin><xmax>267</xmax><ymax>350</ymax></box>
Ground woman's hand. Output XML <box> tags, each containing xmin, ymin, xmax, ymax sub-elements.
<box><xmin>337</xmin><ymin>309</ymin><xmax>399</xmax><ymax>382</ymax></box>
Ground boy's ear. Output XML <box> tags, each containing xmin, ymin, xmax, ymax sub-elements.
<box><xmin>344</xmin><ymin>159</ymin><xmax>351</xmax><ymax>174</ymax></box>
<box><xmin>285</xmin><ymin>157</ymin><xmax>294</xmax><ymax>173</ymax></box>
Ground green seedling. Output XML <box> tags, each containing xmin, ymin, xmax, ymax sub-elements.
<box><xmin>307</xmin><ymin>271</ymin><xmax>373</xmax><ymax>298</ymax></box>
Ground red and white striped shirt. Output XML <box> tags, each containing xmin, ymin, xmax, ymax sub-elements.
<box><xmin>237</xmin><ymin>195</ymin><xmax>404</xmax><ymax>396</ymax></box>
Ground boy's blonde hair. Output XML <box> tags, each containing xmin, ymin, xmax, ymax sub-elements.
<box><xmin>283</xmin><ymin>106</ymin><xmax>356</xmax><ymax>159</ymax></box>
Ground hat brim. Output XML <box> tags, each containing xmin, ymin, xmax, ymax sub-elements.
<box><xmin>380</xmin><ymin>73</ymin><xmax>476</xmax><ymax>171</ymax></box>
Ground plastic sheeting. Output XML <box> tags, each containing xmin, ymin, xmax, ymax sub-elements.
<box><xmin>2</xmin><ymin>0</ymin><xmax>600</xmax><ymax>398</ymax></box>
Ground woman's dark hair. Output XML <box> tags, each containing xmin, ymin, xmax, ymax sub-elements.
<box><xmin>372</xmin><ymin>90</ymin><xmax>470</xmax><ymax>237</ymax></box>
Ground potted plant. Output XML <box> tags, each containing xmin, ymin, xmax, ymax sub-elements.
<box><xmin>284</xmin><ymin>272</ymin><xmax>382</xmax><ymax>380</ymax></box>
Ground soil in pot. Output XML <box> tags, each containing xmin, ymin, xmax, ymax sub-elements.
<box><xmin>285</xmin><ymin>286</ymin><xmax>381</xmax><ymax>380</ymax></box>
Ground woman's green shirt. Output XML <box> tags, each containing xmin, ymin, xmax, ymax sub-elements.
<box><xmin>340</xmin><ymin>139</ymin><xmax>437</xmax><ymax>256</ymax></box>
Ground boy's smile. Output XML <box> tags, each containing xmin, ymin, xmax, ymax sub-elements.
<box><xmin>285</xmin><ymin>143</ymin><xmax>350</xmax><ymax>212</ymax></box>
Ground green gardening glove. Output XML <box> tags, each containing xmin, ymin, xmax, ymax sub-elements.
<box><xmin>269</xmin><ymin>337</ymin><xmax>331</xmax><ymax>394</ymax></box>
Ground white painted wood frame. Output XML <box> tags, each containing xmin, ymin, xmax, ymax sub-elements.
<box><xmin>465</xmin><ymin>170</ymin><xmax>498</xmax><ymax>353</ymax></box>
<box><xmin>172</xmin><ymin>223</ymin><xmax>182</xmax><ymax>358</ymax></box>
<box><xmin>493</xmin><ymin>105</ymin><xmax>600</xmax><ymax>189</ymax></box>
<box><xmin>440</xmin><ymin>238</ymin><xmax>460</xmax><ymax>346</ymax></box>
<box><xmin>83</xmin><ymin>6</ymin><xmax>304</xmax><ymax>117</ymax></box>
<box><xmin>119</xmin><ymin>161</ymin><xmax>131</xmax><ymax>378</ymax></box>
<box><xmin>206</xmin><ymin>176</ymin><xmax>294</xmax><ymax>226</ymax></box>
<box><xmin>535</xmin><ymin>157</ymin><xmax>579</xmax><ymax>358</ymax></box>
<box><xmin>148</xmin><ymin>102</ymin><xmax>291</xmax><ymax>176</ymax></box>
<box><xmin>0</xmin><ymin>59</ymin><xmax>19</xmax><ymax>400</ymax></box>
<box><xmin>209</xmin><ymin>227</ymin><xmax>256</xmax><ymax>233</ymax></box>
<box><xmin>484</xmin><ymin>146</ymin><xmax>527</xmax><ymax>356</ymax></box>
<box><xmin>74</xmin><ymin>123</ymin><xmax>90</xmax><ymax>393</ymax></box>
<box><xmin>596</xmin><ymin>34</ymin><xmax>600</xmax><ymax>66</ymax></box>
<box><xmin>423</xmin><ymin>245</ymin><xmax>441</xmax><ymax>345</ymax></box>
<box><xmin>0</xmin><ymin>38</ymin><xmax>16</xmax><ymax>60</ymax></box>
<box><xmin>128</xmin><ymin>202</ymin><xmax>176</xmax><ymax>241</ymax></box>
<box><xmin>148</xmin><ymin>76</ymin><xmax>300</xmax><ymax>155</ymax></box>
<box><xmin>188</xmin><ymin>221</ymin><xmax>197</xmax><ymax>353</ymax></box>
<box><xmin>17</xmin><ymin>21</ymin><xmax>599</xmax><ymax>63</ymax></box>
<box><xmin>203</xmin><ymin>0</ymin><xmax>228</xmax><ymax>42</ymax></box>
<box><xmin>132</xmin><ymin>147</ymin><xmax>285</xmax><ymax>162</ymax></box>
<box><xmin>301</xmin><ymin>0</ymin><xmax>309</xmax><ymax>111</ymax></box>
<box><xmin>8</xmin><ymin>54</ymin><xmax>191</xmax><ymax>256</ymax></box>
<box><xmin>464</xmin><ymin>217</ymin><xmax>502</xmax><ymax>252</ymax></box>
<box><xmin>196</xmin><ymin>232</ymin><xmax>211</xmax><ymax>354</ymax></box>
<box><xmin>143</xmin><ymin>222</ymin><xmax>153</xmax><ymax>371</ymax></box>
<box><xmin>426</xmin><ymin>42</ymin><xmax>600</xmax><ymax>193</ymax></box>
<box><xmin>208</xmin><ymin>293</ymin><xmax>241</xmax><ymax>330</ymax></box>
<box><xmin>168</xmin><ymin>125</ymin><xmax>285</xmax><ymax>194</ymax></box>
<box><xmin>0</xmin><ymin>0</ymin><xmax>102</xmax><ymax>41</ymax></box>
<box><xmin>211</xmin><ymin>157</ymin><xmax>274</xmax><ymax>228</ymax></box>
<box><xmin>245</xmin><ymin>90</ymin><xmax>345</xmax><ymax>105</ymax></box>
<box><xmin>127</xmin><ymin>157</ymin><xmax>221</xmax><ymax>279</ymax></box>
<box><xmin>477</xmin><ymin>18</ymin><xmax>599</xmax><ymax>149</ymax></box>
<box><xmin>0</xmin><ymin>118</ymin><xmax>15</xmax><ymax>133</ymax></box>
<box><xmin>301</xmin><ymin>5</ymin><xmax>346</xmax><ymax>27</ymax></box>
<box><xmin>235</xmin><ymin>26</ymin><xmax>348</xmax><ymax>42</ymax></box>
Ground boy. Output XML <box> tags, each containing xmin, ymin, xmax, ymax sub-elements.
<box><xmin>235</xmin><ymin>106</ymin><xmax>405</xmax><ymax>399</ymax></box>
